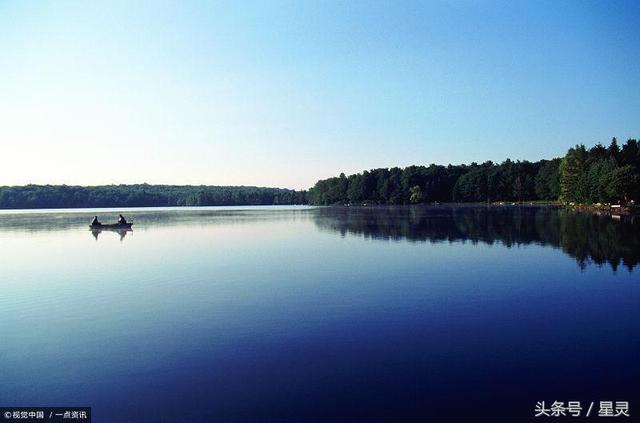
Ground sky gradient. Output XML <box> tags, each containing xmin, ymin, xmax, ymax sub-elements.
<box><xmin>1</xmin><ymin>0</ymin><xmax>639</xmax><ymax>189</ymax></box>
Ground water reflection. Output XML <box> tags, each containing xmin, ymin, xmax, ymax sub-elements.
<box><xmin>90</xmin><ymin>228</ymin><xmax>132</xmax><ymax>241</ymax></box>
<box><xmin>0</xmin><ymin>206</ymin><xmax>314</xmax><ymax>233</ymax></box>
<box><xmin>2</xmin><ymin>205</ymin><xmax>638</xmax><ymax>271</ymax></box>
<box><xmin>314</xmin><ymin>206</ymin><xmax>640</xmax><ymax>271</ymax></box>
<box><xmin>1</xmin><ymin>205</ymin><xmax>638</xmax><ymax>422</ymax></box>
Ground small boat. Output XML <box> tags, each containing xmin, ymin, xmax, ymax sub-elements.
<box><xmin>89</xmin><ymin>222</ymin><xmax>133</xmax><ymax>230</ymax></box>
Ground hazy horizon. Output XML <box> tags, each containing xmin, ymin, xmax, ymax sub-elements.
<box><xmin>0</xmin><ymin>141</ymin><xmax>610</xmax><ymax>191</ymax></box>
<box><xmin>1</xmin><ymin>0</ymin><xmax>639</xmax><ymax>190</ymax></box>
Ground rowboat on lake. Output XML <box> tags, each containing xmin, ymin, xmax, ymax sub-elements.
<box><xmin>89</xmin><ymin>222</ymin><xmax>133</xmax><ymax>230</ymax></box>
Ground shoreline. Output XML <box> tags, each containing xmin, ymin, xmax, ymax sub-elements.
<box><xmin>565</xmin><ymin>203</ymin><xmax>639</xmax><ymax>216</ymax></box>
<box><xmin>1</xmin><ymin>202</ymin><xmax>638</xmax><ymax>217</ymax></box>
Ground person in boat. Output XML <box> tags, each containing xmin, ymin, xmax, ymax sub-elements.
<box><xmin>118</xmin><ymin>214</ymin><xmax>127</xmax><ymax>224</ymax></box>
<box><xmin>91</xmin><ymin>216</ymin><xmax>101</xmax><ymax>226</ymax></box>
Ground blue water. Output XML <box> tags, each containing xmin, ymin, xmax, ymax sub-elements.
<box><xmin>0</xmin><ymin>206</ymin><xmax>638</xmax><ymax>422</ymax></box>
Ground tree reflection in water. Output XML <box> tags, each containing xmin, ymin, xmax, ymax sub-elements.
<box><xmin>313</xmin><ymin>205</ymin><xmax>640</xmax><ymax>271</ymax></box>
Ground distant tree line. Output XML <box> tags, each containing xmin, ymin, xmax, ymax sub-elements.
<box><xmin>0</xmin><ymin>184</ymin><xmax>307</xmax><ymax>209</ymax></box>
<box><xmin>2</xmin><ymin>138</ymin><xmax>638</xmax><ymax>209</ymax></box>
<box><xmin>308</xmin><ymin>138</ymin><xmax>639</xmax><ymax>205</ymax></box>
<box><xmin>308</xmin><ymin>160</ymin><xmax>560</xmax><ymax>205</ymax></box>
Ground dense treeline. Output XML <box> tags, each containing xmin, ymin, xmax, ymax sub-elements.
<box><xmin>559</xmin><ymin>138</ymin><xmax>640</xmax><ymax>204</ymax></box>
<box><xmin>3</xmin><ymin>138</ymin><xmax>638</xmax><ymax>209</ymax></box>
<box><xmin>308</xmin><ymin>138</ymin><xmax>639</xmax><ymax>205</ymax></box>
<box><xmin>0</xmin><ymin>184</ymin><xmax>307</xmax><ymax>209</ymax></box>
<box><xmin>308</xmin><ymin>160</ymin><xmax>560</xmax><ymax>205</ymax></box>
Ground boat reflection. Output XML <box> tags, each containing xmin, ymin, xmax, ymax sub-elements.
<box><xmin>90</xmin><ymin>227</ymin><xmax>132</xmax><ymax>241</ymax></box>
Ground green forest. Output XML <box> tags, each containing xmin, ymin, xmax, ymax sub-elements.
<box><xmin>308</xmin><ymin>138</ymin><xmax>640</xmax><ymax>205</ymax></box>
<box><xmin>0</xmin><ymin>184</ymin><xmax>306</xmax><ymax>209</ymax></box>
<box><xmin>1</xmin><ymin>138</ymin><xmax>638</xmax><ymax>209</ymax></box>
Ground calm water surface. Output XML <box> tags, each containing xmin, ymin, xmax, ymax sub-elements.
<box><xmin>1</xmin><ymin>206</ymin><xmax>638</xmax><ymax>422</ymax></box>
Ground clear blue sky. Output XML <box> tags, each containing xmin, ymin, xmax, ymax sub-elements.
<box><xmin>1</xmin><ymin>0</ymin><xmax>638</xmax><ymax>189</ymax></box>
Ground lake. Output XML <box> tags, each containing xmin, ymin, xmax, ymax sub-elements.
<box><xmin>1</xmin><ymin>205</ymin><xmax>638</xmax><ymax>422</ymax></box>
